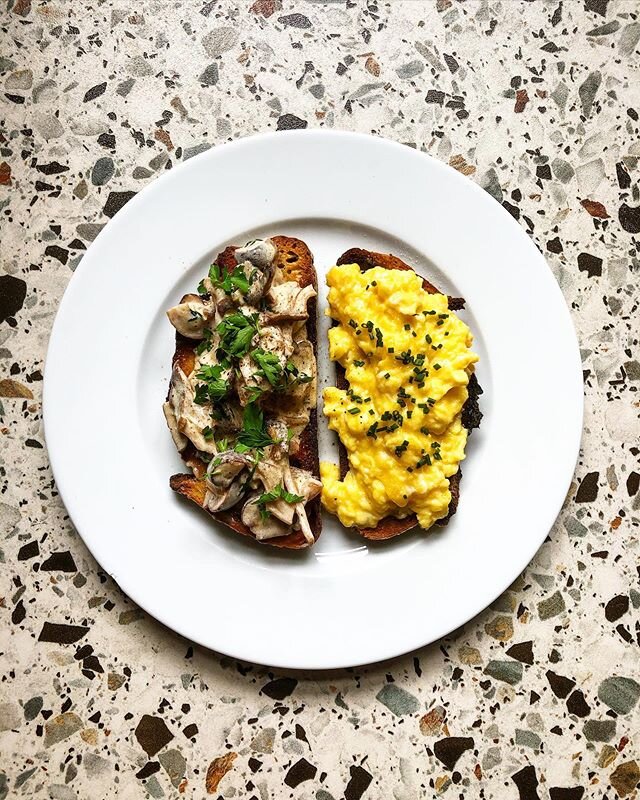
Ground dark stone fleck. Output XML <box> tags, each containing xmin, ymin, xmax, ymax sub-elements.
<box><xmin>566</xmin><ymin>690</ymin><xmax>591</xmax><ymax>717</ymax></box>
<box><xmin>605</xmin><ymin>595</ymin><xmax>629</xmax><ymax>622</ymax></box>
<box><xmin>549</xmin><ymin>788</ymin><xmax>585</xmax><ymax>800</ymax></box>
<box><xmin>433</xmin><ymin>737</ymin><xmax>474</xmax><ymax>770</ymax></box>
<box><xmin>575</xmin><ymin>472</ymin><xmax>599</xmax><ymax>502</ymax></box>
<box><xmin>45</xmin><ymin>245</ymin><xmax>68</xmax><ymax>265</ymax></box>
<box><xmin>583</xmin><ymin>719</ymin><xmax>616</xmax><ymax>742</ymax></box>
<box><xmin>506</xmin><ymin>640</ymin><xmax>534</xmax><ymax>665</ymax></box>
<box><xmin>0</xmin><ymin>275</ymin><xmax>27</xmax><ymax>323</ymax></box>
<box><xmin>537</xmin><ymin>164</ymin><xmax>552</xmax><ymax>180</ymax></box>
<box><xmin>103</xmin><ymin>191</ymin><xmax>136</xmax><ymax>218</ymax></box>
<box><xmin>12</xmin><ymin>599</ymin><xmax>26</xmax><ymax>624</ymax></box>
<box><xmin>84</xmin><ymin>82</ymin><xmax>106</xmax><ymax>102</ymax></box>
<box><xmin>444</xmin><ymin>53</ymin><xmax>458</xmax><ymax>73</ymax></box>
<box><xmin>136</xmin><ymin>761</ymin><xmax>160</xmax><ymax>779</ymax></box>
<box><xmin>584</xmin><ymin>0</ymin><xmax>608</xmax><ymax>15</ymax></box>
<box><xmin>547</xmin><ymin>237</ymin><xmax>563</xmax><ymax>253</ymax></box>
<box><xmin>91</xmin><ymin>157</ymin><xmax>115</xmax><ymax>186</ymax></box>
<box><xmin>36</xmin><ymin>161</ymin><xmax>69</xmax><ymax>175</ymax></box>
<box><xmin>426</xmin><ymin>90</ymin><xmax>445</xmax><ymax>104</ymax></box>
<box><xmin>278</xmin><ymin>13</ymin><xmax>312</xmax><ymax>28</ymax></box>
<box><xmin>284</xmin><ymin>757</ymin><xmax>316</xmax><ymax>788</ymax></box>
<box><xmin>502</xmin><ymin>200</ymin><xmax>520</xmax><ymax>220</ymax></box>
<box><xmin>344</xmin><ymin>765</ymin><xmax>373</xmax><ymax>800</ymax></box>
<box><xmin>511</xmin><ymin>765</ymin><xmax>541</xmax><ymax>800</ymax></box>
<box><xmin>261</xmin><ymin>677</ymin><xmax>297</xmax><ymax>700</ymax></box>
<box><xmin>135</xmin><ymin>715</ymin><xmax>174</xmax><ymax>757</ymax></box>
<box><xmin>627</xmin><ymin>472</ymin><xmax>639</xmax><ymax>496</ymax></box>
<box><xmin>182</xmin><ymin>723</ymin><xmax>198</xmax><ymax>738</ymax></box>
<box><xmin>598</xmin><ymin>676</ymin><xmax>640</xmax><ymax>714</ymax></box>
<box><xmin>277</xmin><ymin>114</ymin><xmax>307</xmax><ymax>130</ymax></box>
<box><xmin>25</xmin><ymin>439</ymin><xmax>43</xmax><ymax>449</ymax></box>
<box><xmin>199</xmin><ymin>64</ymin><xmax>219</xmax><ymax>86</ymax></box>
<box><xmin>586</xmin><ymin>20</ymin><xmax>619</xmax><ymax>36</ymax></box>
<box><xmin>38</xmin><ymin>622</ymin><xmax>89</xmax><ymax>644</ymax></box>
<box><xmin>577</xmin><ymin>253</ymin><xmax>602</xmax><ymax>277</ymax></box>
<box><xmin>18</xmin><ymin>540</ymin><xmax>39</xmax><ymax>560</ymax></box>
<box><xmin>97</xmin><ymin>132</ymin><xmax>116</xmax><ymax>149</ymax></box>
<box><xmin>619</xmin><ymin>203</ymin><xmax>640</xmax><ymax>234</ymax></box>
<box><xmin>616</xmin><ymin>162</ymin><xmax>631</xmax><ymax>189</ymax></box>
<box><xmin>546</xmin><ymin>670</ymin><xmax>576</xmax><ymax>699</ymax></box>
<box><xmin>23</xmin><ymin>696</ymin><xmax>43</xmax><ymax>721</ymax></box>
<box><xmin>248</xmin><ymin>757</ymin><xmax>262</xmax><ymax>773</ymax></box>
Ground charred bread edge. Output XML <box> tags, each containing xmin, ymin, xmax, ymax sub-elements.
<box><xmin>332</xmin><ymin>248</ymin><xmax>483</xmax><ymax>541</ymax></box>
<box><xmin>168</xmin><ymin>236</ymin><xmax>321</xmax><ymax>550</ymax></box>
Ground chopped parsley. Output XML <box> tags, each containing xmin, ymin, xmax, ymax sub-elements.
<box><xmin>195</xmin><ymin>327</ymin><xmax>214</xmax><ymax>356</ymax></box>
<box><xmin>208</xmin><ymin>262</ymin><xmax>250</xmax><ymax>295</ymax></box>
<box><xmin>252</xmin><ymin>348</ymin><xmax>283</xmax><ymax>386</ymax></box>
<box><xmin>257</xmin><ymin>483</ymin><xmax>304</xmax><ymax>520</ymax></box>
<box><xmin>202</xmin><ymin>425</ymin><xmax>214</xmax><ymax>440</ymax></box>
<box><xmin>193</xmin><ymin>363</ymin><xmax>229</xmax><ymax>404</ymax></box>
<box><xmin>235</xmin><ymin>402</ymin><xmax>274</xmax><ymax>452</ymax></box>
<box><xmin>216</xmin><ymin>311</ymin><xmax>258</xmax><ymax>357</ymax></box>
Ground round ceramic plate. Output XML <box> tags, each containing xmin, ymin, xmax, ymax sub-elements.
<box><xmin>44</xmin><ymin>131</ymin><xmax>582</xmax><ymax>669</ymax></box>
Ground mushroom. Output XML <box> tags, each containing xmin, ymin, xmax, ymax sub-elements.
<box><xmin>241</xmin><ymin>495</ymin><xmax>292</xmax><ymax>541</ymax></box>
<box><xmin>163</xmin><ymin>401</ymin><xmax>188</xmax><ymax>452</ymax></box>
<box><xmin>234</xmin><ymin>238</ymin><xmax>277</xmax><ymax>270</ymax></box>
<box><xmin>263</xmin><ymin>283</ymin><xmax>316</xmax><ymax>323</ymax></box>
<box><xmin>168</xmin><ymin>366</ymin><xmax>217</xmax><ymax>454</ymax></box>
<box><xmin>204</xmin><ymin>451</ymin><xmax>252</xmax><ymax>512</ymax></box>
<box><xmin>166</xmin><ymin>294</ymin><xmax>214</xmax><ymax>339</ymax></box>
<box><xmin>288</xmin><ymin>467</ymin><xmax>322</xmax><ymax>503</ymax></box>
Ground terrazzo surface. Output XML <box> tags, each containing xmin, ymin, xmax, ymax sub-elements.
<box><xmin>1</xmin><ymin>0</ymin><xmax>640</xmax><ymax>797</ymax></box>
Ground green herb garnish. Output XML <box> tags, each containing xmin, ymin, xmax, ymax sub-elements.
<box><xmin>216</xmin><ymin>311</ymin><xmax>259</xmax><ymax>357</ymax></box>
<box><xmin>256</xmin><ymin>483</ymin><xmax>304</xmax><ymax>520</ymax></box>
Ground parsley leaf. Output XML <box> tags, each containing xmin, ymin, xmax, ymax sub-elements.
<box><xmin>193</xmin><ymin>363</ymin><xmax>229</xmax><ymax>403</ymax></box>
<box><xmin>257</xmin><ymin>483</ymin><xmax>304</xmax><ymax>520</ymax></box>
<box><xmin>252</xmin><ymin>348</ymin><xmax>284</xmax><ymax>386</ymax></box>
<box><xmin>235</xmin><ymin>402</ymin><xmax>274</xmax><ymax>451</ymax></box>
<box><xmin>208</xmin><ymin>263</ymin><xmax>250</xmax><ymax>295</ymax></box>
<box><xmin>195</xmin><ymin>327</ymin><xmax>213</xmax><ymax>356</ymax></box>
<box><xmin>216</xmin><ymin>311</ymin><xmax>259</xmax><ymax>357</ymax></box>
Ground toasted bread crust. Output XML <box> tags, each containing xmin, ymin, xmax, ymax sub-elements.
<box><xmin>169</xmin><ymin>236</ymin><xmax>320</xmax><ymax>550</ymax></box>
<box><xmin>332</xmin><ymin>248</ymin><xmax>482</xmax><ymax>540</ymax></box>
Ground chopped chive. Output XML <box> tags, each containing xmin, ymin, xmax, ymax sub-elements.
<box><xmin>347</xmin><ymin>407</ymin><xmax>360</xmax><ymax>415</ymax></box>
<box><xmin>434</xmin><ymin>363</ymin><xmax>441</xmax><ymax>370</ymax></box>
<box><xmin>354</xmin><ymin>360</ymin><xmax>365</xmax><ymax>367</ymax></box>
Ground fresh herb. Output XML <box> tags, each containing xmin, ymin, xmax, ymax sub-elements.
<box><xmin>367</xmin><ymin>421</ymin><xmax>379</xmax><ymax>439</ymax></box>
<box><xmin>404</xmin><ymin>323</ymin><xmax>411</xmax><ymax>331</ymax></box>
<box><xmin>202</xmin><ymin>426</ymin><xmax>214</xmax><ymax>440</ymax></box>
<box><xmin>394</xmin><ymin>440</ymin><xmax>409</xmax><ymax>456</ymax></box>
<box><xmin>416</xmin><ymin>453</ymin><xmax>432</xmax><ymax>468</ymax></box>
<box><xmin>347</xmin><ymin>407</ymin><xmax>360</xmax><ymax>415</ymax></box>
<box><xmin>216</xmin><ymin>437</ymin><xmax>229</xmax><ymax>451</ymax></box>
<box><xmin>216</xmin><ymin>311</ymin><xmax>259</xmax><ymax>357</ymax></box>
<box><xmin>189</xmin><ymin>308</ymin><xmax>203</xmax><ymax>323</ymax></box>
<box><xmin>195</xmin><ymin>327</ymin><xmax>214</xmax><ymax>356</ymax></box>
<box><xmin>371</xmin><ymin>280</ymin><xmax>377</xmax><ymax>286</ymax></box>
<box><xmin>420</xmin><ymin>426</ymin><xmax>430</xmax><ymax>436</ymax></box>
<box><xmin>235</xmin><ymin>402</ymin><xmax>274</xmax><ymax>452</ymax></box>
<box><xmin>387</xmin><ymin>347</ymin><xmax>395</xmax><ymax>353</ymax></box>
<box><xmin>375</xmin><ymin>327</ymin><xmax>384</xmax><ymax>348</ymax></box>
<box><xmin>197</xmin><ymin>279</ymin><xmax>208</xmax><ymax>296</ymax></box>
<box><xmin>433</xmin><ymin>363</ymin><xmax>442</xmax><ymax>370</ymax></box>
<box><xmin>354</xmin><ymin>360</ymin><xmax>365</xmax><ymax>367</ymax></box>
<box><xmin>424</xmin><ymin>334</ymin><xmax>432</xmax><ymax>344</ymax></box>
<box><xmin>257</xmin><ymin>484</ymin><xmax>304</xmax><ymax>520</ymax></box>
<box><xmin>348</xmin><ymin>319</ymin><xmax>358</xmax><ymax>329</ymax></box>
<box><xmin>209</xmin><ymin>262</ymin><xmax>250</xmax><ymax>295</ymax></box>
<box><xmin>252</xmin><ymin>348</ymin><xmax>283</xmax><ymax>386</ymax></box>
<box><xmin>194</xmin><ymin>363</ymin><xmax>229</xmax><ymax>401</ymax></box>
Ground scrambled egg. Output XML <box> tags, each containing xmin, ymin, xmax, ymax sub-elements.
<box><xmin>321</xmin><ymin>263</ymin><xmax>478</xmax><ymax>530</ymax></box>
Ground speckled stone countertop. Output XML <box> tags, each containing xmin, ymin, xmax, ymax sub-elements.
<box><xmin>1</xmin><ymin>1</ymin><xmax>639</xmax><ymax>798</ymax></box>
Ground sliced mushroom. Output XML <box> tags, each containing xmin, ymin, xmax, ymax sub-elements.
<box><xmin>238</xmin><ymin>261</ymin><xmax>271</xmax><ymax>306</ymax></box>
<box><xmin>264</xmin><ymin>283</ymin><xmax>316</xmax><ymax>323</ymax></box>
<box><xmin>235</xmin><ymin>351</ymin><xmax>269</xmax><ymax>407</ymax></box>
<box><xmin>163</xmin><ymin>401</ymin><xmax>188</xmax><ymax>452</ymax></box>
<box><xmin>204</xmin><ymin>451</ymin><xmax>252</xmax><ymax>512</ymax></box>
<box><xmin>254</xmin><ymin>458</ymin><xmax>285</xmax><ymax>494</ymax></box>
<box><xmin>241</xmin><ymin>495</ymin><xmax>292</xmax><ymax>541</ymax></box>
<box><xmin>258</xmin><ymin>324</ymin><xmax>294</xmax><ymax>362</ymax></box>
<box><xmin>264</xmin><ymin>419</ymin><xmax>289</xmax><ymax>461</ymax></box>
<box><xmin>288</xmin><ymin>467</ymin><xmax>322</xmax><ymax>503</ymax></box>
<box><xmin>166</xmin><ymin>294</ymin><xmax>214</xmax><ymax>339</ymax></box>
<box><xmin>234</xmin><ymin>238</ymin><xmax>277</xmax><ymax>270</ymax></box>
<box><xmin>169</xmin><ymin>366</ymin><xmax>217</xmax><ymax>454</ymax></box>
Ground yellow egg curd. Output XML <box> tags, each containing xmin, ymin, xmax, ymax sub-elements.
<box><xmin>320</xmin><ymin>263</ymin><xmax>479</xmax><ymax>530</ymax></box>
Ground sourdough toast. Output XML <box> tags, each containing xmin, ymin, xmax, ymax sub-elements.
<box><xmin>169</xmin><ymin>236</ymin><xmax>321</xmax><ymax>550</ymax></box>
<box><xmin>333</xmin><ymin>247</ymin><xmax>482</xmax><ymax>540</ymax></box>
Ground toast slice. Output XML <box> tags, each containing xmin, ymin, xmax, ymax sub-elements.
<box><xmin>332</xmin><ymin>247</ymin><xmax>483</xmax><ymax>540</ymax></box>
<box><xmin>168</xmin><ymin>236</ymin><xmax>321</xmax><ymax>550</ymax></box>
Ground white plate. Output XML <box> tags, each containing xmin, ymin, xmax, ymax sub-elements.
<box><xmin>44</xmin><ymin>131</ymin><xmax>582</xmax><ymax>669</ymax></box>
